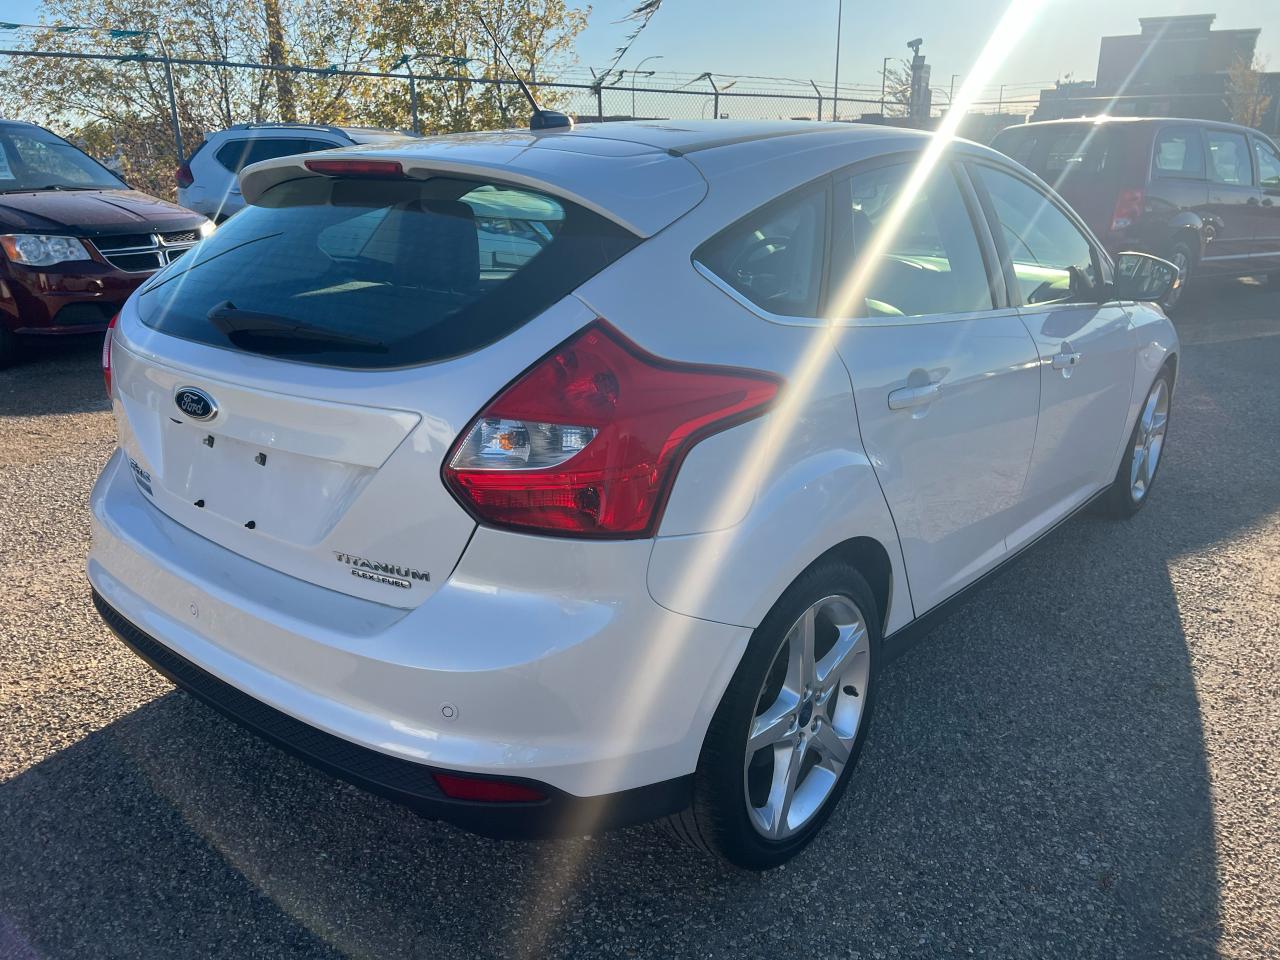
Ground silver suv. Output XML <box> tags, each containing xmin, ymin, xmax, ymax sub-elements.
<box><xmin>176</xmin><ymin>123</ymin><xmax>414</xmax><ymax>221</ymax></box>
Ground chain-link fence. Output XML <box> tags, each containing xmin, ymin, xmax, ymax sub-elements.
<box><xmin>0</xmin><ymin>41</ymin><xmax>1044</xmax><ymax>198</ymax></box>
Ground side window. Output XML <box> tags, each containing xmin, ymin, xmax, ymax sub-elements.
<box><xmin>829</xmin><ymin>162</ymin><xmax>993</xmax><ymax>318</ymax></box>
<box><xmin>1152</xmin><ymin>127</ymin><xmax>1205</xmax><ymax>179</ymax></box>
<box><xmin>215</xmin><ymin>139</ymin><xmax>249</xmax><ymax>172</ymax></box>
<box><xmin>974</xmin><ymin>164</ymin><xmax>1100</xmax><ymax>306</ymax></box>
<box><xmin>1204</xmin><ymin>130</ymin><xmax>1253</xmax><ymax>186</ymax></box>
<box><xmin>216</xmin><ymin>137</ymin><xmax>327</xmax><ymax>173</ymax></box>
<box><xmin>696</xmin><ymin>185</ymin><xmax>827</xmax><ymax>317</ymax></box>
<box><xmin>1254</xmin><ymin>137</ymin><xmax>1280</xmax><ymax>190</ymax></box>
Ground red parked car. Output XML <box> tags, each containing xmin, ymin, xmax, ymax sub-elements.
<box><xmin>0</xmin><ymin>119</ymin><xmax>212</xmax><ymax>366</ymax></box>
<box><xmin>991</xmin><ymin>116</ymin><xmax>1280</xmax><ymax>305</ymax></box>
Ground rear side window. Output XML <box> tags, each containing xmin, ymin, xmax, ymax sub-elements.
<box><xmin>1152</xmin><ymin>126</ymin><xmax>1205</xmax><ymax>179</ymax></box>
<box><xmin>696</xmin><ymin>185</ymin><xmax>827</xmax><ymax>317</ymax></box>
<box><xmin>215</xmin><ymin>137</ymin><xmax>333</xmax><ymax>173</ymax></box>
<box><xmin>137</xmin><ymin>175</ymin><xmax>639</xmax><ymax>368</ymax></box>
<box><xmin>1205</xmin><ymin>130</ymin><xmax>1253</xmax><ymax>186</ymax></box>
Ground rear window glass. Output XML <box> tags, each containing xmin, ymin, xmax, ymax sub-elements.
<box><xmin>137</xmin><ymin>175</ymin><xmax>638</xmax><ymax>368</ymax></box>
<box><xmin>991</xmin><ymin>125</ymin><xmax>1112</xmax><ymax>189</ymax></box>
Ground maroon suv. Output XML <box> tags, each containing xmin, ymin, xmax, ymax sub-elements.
<box><xmin>991</xmin><ymin>116</ymin><xmax>1280</xmax><ymax>304</ymax></box>
<box><xmin>0</xmin><ymin>119</ymin><xmax>211</xmax><ymax>365</ymax></box>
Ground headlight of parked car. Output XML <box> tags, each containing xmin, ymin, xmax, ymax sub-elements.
<box><xmin>197</xmin><ymin>220</ymin><xmax>216</xmax><ymax>238</ymax></box>
<box><xmin>0</xmin><ymin>234</ymin><xmax>94</xmax><ymax>267</ymax></box>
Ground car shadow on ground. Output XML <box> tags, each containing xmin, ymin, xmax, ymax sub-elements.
<box><xmin>0</xmin><ymin>335</ymin><xmax>109</xmax><ymax>418</ymax></box>
<box><xmin>3</xmin><ymin>295</ymin><xmax>1276</xmax><ymax>959</ymax></box>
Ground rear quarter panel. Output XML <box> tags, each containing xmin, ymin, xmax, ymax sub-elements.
<box><xmin>573</xmin><ymin>150</ymin><xmax>915</xmax><ymax>634</ymax></box>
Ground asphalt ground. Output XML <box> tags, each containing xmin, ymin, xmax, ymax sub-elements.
<box><xmin>1</xmin><ymin>277</ymin><xmax>1277</xmax><ymax>959</ymax></box>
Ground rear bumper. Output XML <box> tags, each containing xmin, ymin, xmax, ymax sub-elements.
<box><xmin>87</xmin><ymin>449</ymin><xmax>749</xmax><ymax>831</ymax></box>
<box><xmin>93</xmin><ymin>589</ymin><xmax>691</xmax><ymax>838</ymax></box>
<box><xmin>1</xmin><ymin>260</ymin><xmax>144</xmax><ymax>334</ymax></box>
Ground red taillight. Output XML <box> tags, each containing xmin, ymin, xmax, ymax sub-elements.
<box><xmin>102</xmin><ymin>312</ymin><xmax>118</xmax><ymax>398</ymax></box>
<box><xmin>443</xmin><ymin>322</ymin><xmax>781</xmax><ymax>538</ymax></box>
<box><xmin>303</xmin><ymin>159</ymin><xmax>406</xmax><ymax>178</ymax></box>
<box><xmin>175</xmin><ymin>163</ymin><xmax>194</xmax><ymax>188</ymax></box>
<box><xmin>1110</xmin><ymin>188</ymin><xmax>1144</xmax><ymax>233</ymax></box>
<box><xmin>432</xmin><ymin>772</ymin><xmax>546</xmax><ymax>803</ymax></box>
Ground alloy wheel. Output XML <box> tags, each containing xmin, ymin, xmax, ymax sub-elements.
<box><xmin>743</xmin><ymin>594</ymin><xmax>871</xmax><ymax>839</ymax></box>
<box><xmin>1130</xmin><ymin>377</ymin><xmax>1169</xmax><ymax>503</ymax></box>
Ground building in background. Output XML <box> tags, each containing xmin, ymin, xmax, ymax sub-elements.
<box><xmin>1031</xmin><ymin>14</ymin><xmax>1279</xmax><ymax>133</ymax></box>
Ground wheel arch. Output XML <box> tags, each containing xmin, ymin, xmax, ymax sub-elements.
<box><xmin>813</xmin><ymin>536</ymin><xmax>894</xmax><ymax>635</ymax></box>
<box><xmin>1167</xmin><ymin>223</ymin><xmax>1203</xmax><ymax>263</ymax></box>
<box><xmin>648</xmin><ymin>449</ymin><xmax>914</xmax><ymax>636</ymax></box>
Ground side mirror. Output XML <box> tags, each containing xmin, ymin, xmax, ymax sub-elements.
<box><xmin>1113</xmin><ymin>251</ymin><xmax>1181</xmax><ymax>304</ymax></box>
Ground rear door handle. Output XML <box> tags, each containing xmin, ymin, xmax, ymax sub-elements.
<box><xmin>1051</xmin><ymin>350</ymin><xmax>1082</xmax><ymax>370</ymax></box>
<box><xmin>888</xmin><ymin>382</ymin><xmax>942</xmax><ymax>410</ymax></box>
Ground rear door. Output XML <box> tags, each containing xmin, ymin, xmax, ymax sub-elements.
<box><xmin>828</xmin><ymin>157</ymin><xmax>1041</xmax><ymax>614</ymax></box>
<box><xmin>112</xmin><ymin>169</ymin><xmax>639</xmax><ymax>608</ymax></box>
<box><xmin>1200</xmin><ymin>127</ymin><xmax>1262</xmax><ymax>270</ymax></box>
<box><xmin>1147</xmin><ymin>124</ymin><xmax>1210</xmax><ymax>254</ymax></box>
<box><xmin>967</xmin><ymin>160</ymin><xmax>1135</xmax><ymax>546</ymax></box>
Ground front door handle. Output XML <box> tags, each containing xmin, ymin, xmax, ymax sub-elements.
<box><xmin>888</xmin><ymin>381</ymin><xmax>942</xmax><ymax>410</ymax></box>
<box><xmin>1051</xmin><ymin>350</ymin><xmax>1082</xmax><ymax>370</ymax></box>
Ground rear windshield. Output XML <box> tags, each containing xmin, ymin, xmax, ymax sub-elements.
<box><xmin>991</xmin><ymin>125</ymin><xmax>1115</xmax><ymax>189</ymax></box>
<box><xmin>137</xmin><ymin>174</ymin><xmax>638</xmax><ymax>368</ymax></box>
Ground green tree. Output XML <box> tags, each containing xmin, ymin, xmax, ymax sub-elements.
<box><xmin>1226</xmin><ymin>54</ymin><xmax>1272</xmax><ymax>130</ymax></box>
<box><xmin>0</xmin><ymin>0</ymin><xmax>587</xmax><ymax>198</ymax></box>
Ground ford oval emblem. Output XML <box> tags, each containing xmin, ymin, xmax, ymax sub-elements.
<box><xmin>174</xmin><ymin>386</ymin><xmax>217</xmax><ymax>421</ymax></box>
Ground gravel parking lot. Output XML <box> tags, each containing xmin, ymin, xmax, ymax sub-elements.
<box><xmin>1</xmin><ymin>279</ymin><xmax>1277</xmax><ymax>959</ymax></box>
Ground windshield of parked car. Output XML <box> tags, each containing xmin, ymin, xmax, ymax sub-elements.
<box><xmin>0</xmin><ymin>125</ymin><xmax>127</xmax><ymax>192</ymax></box>
<box><xmin>136</xmin><ymin>174</ymin><xmax>638</xmax><ymax>367</ymax></box>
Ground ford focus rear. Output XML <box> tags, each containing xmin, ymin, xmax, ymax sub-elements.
<box><xmin>89</xmin><ymin>122</ymin><xmax>1178</xmax><ymax>869</ymax></box>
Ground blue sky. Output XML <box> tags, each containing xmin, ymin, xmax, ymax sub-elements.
<box><xmin>5</xmin><ymin>0</ymin><xmax>1279</xmax><ymax>101</ymax></box>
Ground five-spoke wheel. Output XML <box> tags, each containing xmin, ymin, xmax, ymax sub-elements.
<box><xmin>667</xmin><ymin>561</ymin><xmax>880</xmax><ymax>869</ymax></box>
<box><xmin>744</xmin><ymin>595</ymin><xmax>870</xmax><ymax>839</ymax></box>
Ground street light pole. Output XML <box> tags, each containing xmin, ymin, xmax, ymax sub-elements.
<box><xmin>879</xmin><ymin>55</ymin><xmax>891</xmax><ymax>115</ymax></box>
<box><xmin>832</xmin><ymin>0</ymin><xmax>843</xmax><ymax>120</ymax></box>
<box><xmin>633</xmin><ymin>54</ymin><xmax>663</xmax><ymax>119</ymax></box>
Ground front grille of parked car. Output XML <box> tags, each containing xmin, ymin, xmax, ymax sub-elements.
<box><xmin>92</xmin><ymin>231</ymin><xmax>199</xmax><ymax>273</ymax></box>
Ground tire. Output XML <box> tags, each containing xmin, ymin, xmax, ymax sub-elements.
<box><xmin>666</xmin><ymin>559</ymin><xmax>880</xmax><ymax>870</ymax></box>
<box><xmin>1102</xmin><ymin>366</ymin><xmax>1172</xmax><ymax>519</ymax></box>
<box><xmin>1162</xmin><ymin>242</ymin><xmax>1194</xmax><ymax>310</ymax></box>
<box><xmin>0</xmin><ymin>326</ymin><xmax>17</xmax><ymax>369</ymax></box>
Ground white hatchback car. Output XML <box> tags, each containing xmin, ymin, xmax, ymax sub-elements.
<box><xmin>176</xmin><ymin>123</ymin><xmax>415</xmax><ymax>222</ymax></box>
<box><xmin>90</xmin><ymin>121</ymin><xmax>1179</xmax><ymax>869</ymax></box>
